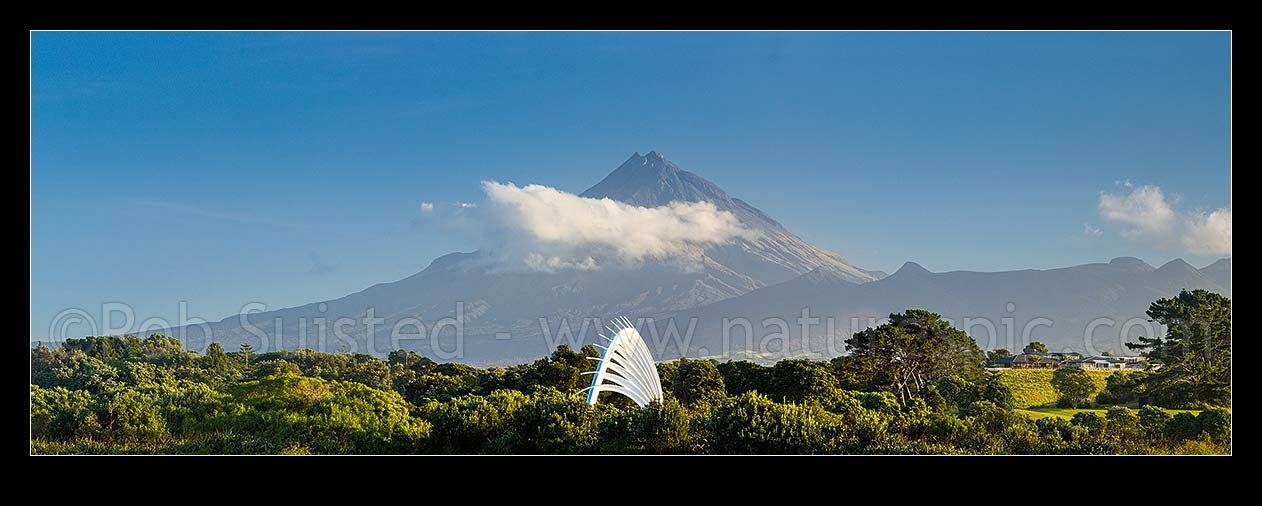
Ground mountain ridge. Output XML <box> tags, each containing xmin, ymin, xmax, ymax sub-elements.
<box><xmin>653</xmin><ymin>255</ymin><xmax>1231</xmax><ymax>360</ymax></box>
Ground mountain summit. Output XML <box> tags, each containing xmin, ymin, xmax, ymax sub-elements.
<box><xmin>582</xmin><ymin>151</ymin><xmax>880</xmax><ymax>285</ymax></box>
<box><xmin>582</xmin><ymin>151</ymin><xmax>736</xmax><ymax>209</ymax></box>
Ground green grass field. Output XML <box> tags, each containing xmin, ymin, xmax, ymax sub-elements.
<box><xmin>1016</xmin><ymin>406</ymin><xmax>1205</xmax><ymax>420</ymax></box>
<box><xmin>994</xmin><ymin>368</ymin><xmax>1112</xmax><ymax>408</ymax></box>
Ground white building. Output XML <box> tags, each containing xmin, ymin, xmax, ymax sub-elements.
<box><xmin>1062</xmin><ymin>355</ymin><xmax>1149</xmax><ymax>370</ymax></box>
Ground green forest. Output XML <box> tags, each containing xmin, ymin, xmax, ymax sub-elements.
<box><xmin>30</xmin><ymin>289</ymin><xmax>1230</xmax><ymax>455</ymax></box>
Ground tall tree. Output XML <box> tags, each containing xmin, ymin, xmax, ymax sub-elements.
<box><xmin>1022</xmin><ymin>342</ymin><xmax>1048</xmax><ymax>354</ymax></box>
<box><xmin>980</xmin><ymin>372</ymin><xmax>1015</xmax><ymax>409</ymax></box>
<box><xmin>635</xmin><ymin>398</ymin><xmax>694</xmax><ymax>453</ymax></box>
<box><xmin>717</xmin><ymin>360</ymin><xmax>771</xmax><ymax>395</ymax></box>
<box><xmin>203</xmin><ymin>342</ymin><xmax>229</xmax><ymax>370</ymax></box>
<box><xmin>1096</xmin><ymin>371</ymin><xmax>1149</xmax><ymax>405</ymax></box>
<box><xmin>936</xmin><ymin>375</ymin><xmax>980</xmax><ymax>409</ymax></box>
<box><xmin>768</xmin><ymin>359</ymin><xmax>840</xmax><ymax>404</ymax></box>
<box><xmin>1127</xmin><ymin>289</ymin><xmax>1231</xmax><ymax>407</ymax></box>
<box><xmin>843</xmin><ymin>309</ymin><xmax>985</xmax><ymax>404</ymax></box>
<box><xmin>671</xmin><ymin>358</ymin><xmax>726</xmax><ymax>409</ymax></box>
<box><xmin>239</xmin><ymin>342</ymin><xmax>254</xmax><ymax>367</ymax></box>
<box><xmin>1051</xmin><ymin>366</ymin><xmax>1097</xmax><ymax>408</ymax></box>
<box><xmin>520</xmin><ymin>345</ymin><xmax>588</xmax><ymax>393</ymax></box>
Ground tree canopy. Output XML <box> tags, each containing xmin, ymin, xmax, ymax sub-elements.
<box><xmin>1023</xmin><ymin>342</ymin><xmax>1048</xmax><ymax>354</ymax></box>
<box><xmin>1127</xmin><ymin>289</ymin><xmax>1231</xmax><ymax>407</ymax></box>
<box><xmin>1051</xmin><ymin>367</ymin><xmax>1098</xmax><ymax>408</ymax></box>
<box><xmin>842</xmin><ymin>310</ymin><xmax>985</xmax><ymax>404</ymax></box>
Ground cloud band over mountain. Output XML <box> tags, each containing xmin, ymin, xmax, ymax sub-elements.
<box><xmin>432</xmin><ymin>181</ymin><xmax>758</xmax><ymax>271</ymax></box>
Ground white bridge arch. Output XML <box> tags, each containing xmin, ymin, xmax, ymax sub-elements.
<box><xmin>578</xmin><ymin>317</ymin><xmax>663</xmax><ymax>407</ymax></box>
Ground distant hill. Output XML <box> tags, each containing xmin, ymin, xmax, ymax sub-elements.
<box><xmin>653</xmin><ymin>257</ymin><xmax>1230</xmax><ymax>360</ymax></box>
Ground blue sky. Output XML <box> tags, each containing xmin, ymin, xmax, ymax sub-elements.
<box><xmin>30</xmin><ymin>31</ymin><xmax>1231</xmax><ymax>338</ymax></box>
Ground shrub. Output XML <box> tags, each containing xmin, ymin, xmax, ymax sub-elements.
<box><xmin>31</xmin><ymin>385</ymin><xmax>100</xmax><ymax>440</ymax></box>
<box><xmin>1070</xmin><ymin>411</ymin><xmax>1105</xmax><ymax>432</ymax></box>
<box><xmin>767</xmin><ymin>359</ymin><xmax>842</xmax><ymax>404</ymax></box>
<box><xmin>937</xmin><ymin>375</ymin><xmax>980</xmax><ymax>409</ymax></box>
<box><xmin>1197</xmin><ymin>407</ymin><xmax>1231</xmax><ymax>441</ymax></box>
<box><xmin>671</xmin><ymin>358</ymin><xmax>726</xmax><ymax>409</ymax></box>
<box><xmin>980</xmin><ymin>372</ymin><xmax>1016</xmax><ymax>410</ymax></box>
<box><xmin>717</xmin><ymin>360</ymin><xmax>770</xmax><ymax>395</ymax></box>
<box><xmin>708</xmin><ymin>392</ymin><xmax>838</xmax><ymax>454</ymax></box>
<box><xmin>1035</xmin><ymin>416</ymin><xmax>1076</xmax><ymax>446</ymax></box>
<box><xmin>1096</xmin><ymin>371</ymin><xmax>1148</xmax><ymax>405</ymax></box>
<box><xmin>1052</xmin><ymin>367</ymin><xmax>1098</xmax><ymax>408</ymax></box>
<box><xmin>1164</xmin><ymin>412</ymin><xmax>1203</xmax><ymax>441</ymax></box>
<box><xmin>489</xmin><ymin>388</ymin><xmax>598</xmax><ymax>454</ymax></box>
<box><xmin>1137</xmin><ymin>405</ymin><xmax>1172</xmax><ymax>436</ymax></box>
<box><xmin>1171</xmin><ymin>439</ymin><xmax>1227</xmax><ymax>455</ymax></box>
<box><xmin>1105</xmin><ymin>406</ymin><xmax>1139</xmax><ymax>438</ymax></box>
<box><xmin>423</xmin><ymin>389</ymin><xmax>528</xmax><ymax>453</ymax></box>
<box><xmin>635</xmin><ymin>398</ymin><xmax>694</xmax><ymax>454</ymax></box>
<box><xmin>102</xmin><ymin>389</ymin><xmax>169</xmax><ymax>440</ymax></box>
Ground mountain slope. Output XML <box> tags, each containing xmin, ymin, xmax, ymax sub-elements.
<box><xmin>582</xmin><ymin>151</ymin><xmax>879</xmax><ymax>285</ymax></box>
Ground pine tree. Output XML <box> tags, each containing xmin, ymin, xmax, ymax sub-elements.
<box><xmin>204</xmin><ymin>342</ymin><xmax>229</xmax><ymax>370</ymax></box>
<box><xmin>1128</xmin><ymin>289</ymin><xmax>1231</xmax><ymax>407</ymax></box>
<box><xmin>239</xmin><ymin>342</ymin><xmax>254</xmax><ymax>367</ymax></box>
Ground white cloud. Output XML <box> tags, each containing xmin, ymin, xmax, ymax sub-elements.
<box><xmin>1182</xmin><ymin>208</ymin><xmax>1232</xmax><ymax>256</ymax></box>
<box><xmin>420</xmin><ymin>202</ymin><xmax>434</xmax><ymax>214</ymax></box>
<box><xmin>1097</xmin><ymin>183</ymin><xmax>1230</xmax><ymax>257</ymax></box>
<box><xmin>441</xmin><ymin>181</ymin><xmax>757</xmax><ymax>272</ymax></box>
<box><xmin>1098</xmin><ymin>184</ymin><xmax>1176</xmax><ymax>239</ymax></box>
<box><xmin>1083</xmin><ymin>223</ymin><xmax>1103</xmax><ymax>237</ymax></box>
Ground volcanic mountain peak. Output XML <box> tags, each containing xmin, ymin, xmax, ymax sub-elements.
<box><xmin>580</xmin><ymin>151</ymin><xmax>734</xmax><ymax>210</ymax></box>
<box><xmin>580</xmin><ymin>151</ymin><xmax>878</xmax><ymax>285</ymax></box>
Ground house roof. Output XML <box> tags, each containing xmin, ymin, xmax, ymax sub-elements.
<box><xmin>1012</xmin><ymin>352</ymin><xmax>1074</xmax><ymax>362</ymax></box>
<box><xmin>1065</xmin><ymin>355</ymin><xmax>1147</xmax><ymax>365</ymax></box>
